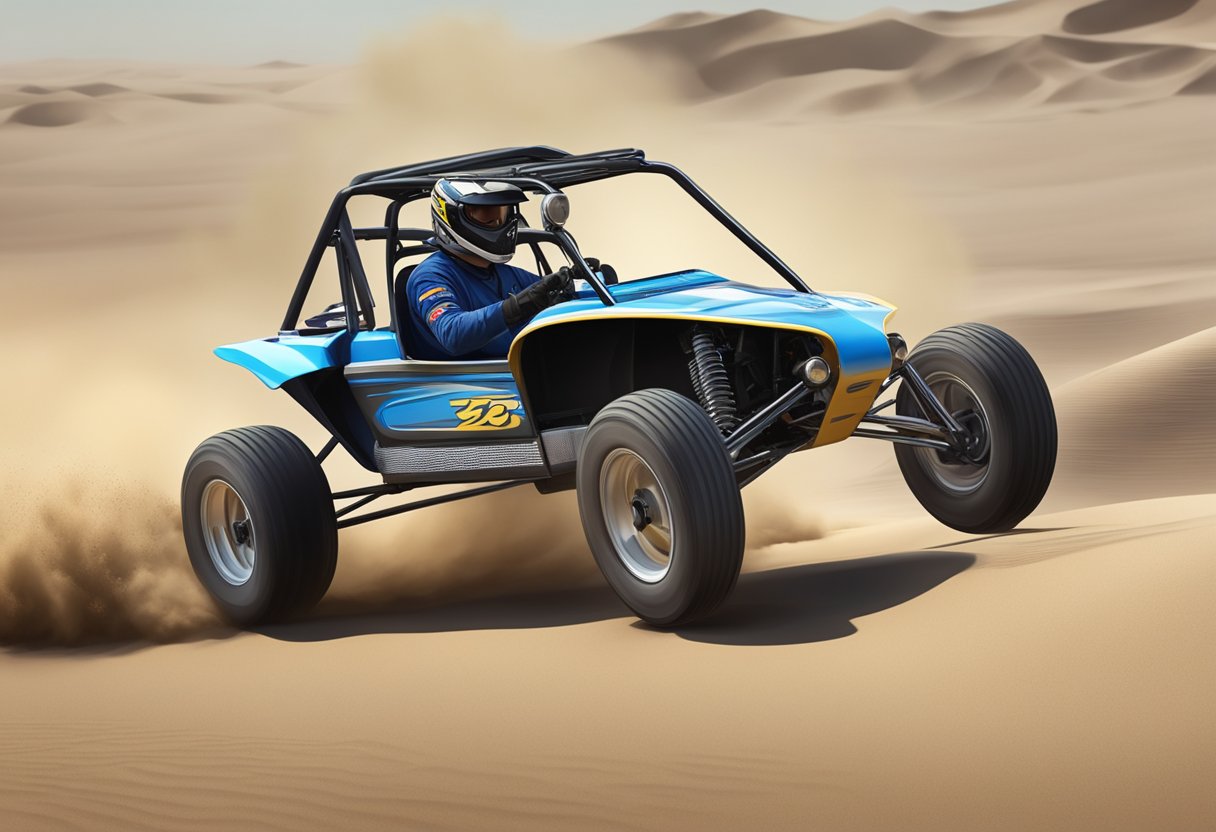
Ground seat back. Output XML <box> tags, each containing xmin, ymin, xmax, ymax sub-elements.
<box><xmin>393</xmin><ymin>263</ymin><xmax>419</xmax><ymax>359</ymax></box>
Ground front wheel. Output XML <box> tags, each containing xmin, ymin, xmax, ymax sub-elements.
<box><xmin>181</xmin><ymin>426</ymin><xmax>338</xmax><ymax>626</ymax></box>
<box><xmin>577</xmin><ymin>389</ymin><xmax>745</xmax><ymax>626</ymax></box>
<box><xmin>894</xmin><ymin>323</ymin><xmax>1057</xmax><ymax>533</ymax></box>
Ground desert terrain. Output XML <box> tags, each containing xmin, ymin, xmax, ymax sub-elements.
<box><xmin>0</xmin><ymin>0</ymin><xmax>1213</xmax><ymax>829</ymax></box>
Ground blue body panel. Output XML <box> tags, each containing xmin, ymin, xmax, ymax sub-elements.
<box><xmin>512</xmin><ymin>271</ymin><xmax>895</xmax><ymax>381</ymax></box>
<box><xmin>348</xmin><ymin>370</ymin><xmax>528</xmax><ymax>436</ymax></box>
<box><xmin>218</xmin><ymin>271</ymin><xmax>895</xmax><ymax>446</ymax></box>
<box><xmin>350</xmin><ymin>331</ymin><xmax>401</xmax><ymax>363</ymax></box>
<box><xmin>215</xmin><ymin>329</ymin><xmax>400</xmax><ymax>389</ymax></box>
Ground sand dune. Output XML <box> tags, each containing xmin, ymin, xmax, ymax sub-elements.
<box><xmin>1040</xmin><ymin>32</ymin><xmax>1154</xmax><ymax>61</ymax></box>
<box><xmin>156</xmin><ymin>92</ymin><xmax>241</xmax><ymax>104</ymax></box>
<box><xmin>1053</xmin><ymin>326</ymin><xmax>1216</xmax><ymax>503</ymax></box>
<box><xmin>700</xmin><ymin>19</ymin><xmax>948</xmax><ymax>94</ymax></box>
<box><xmin>600</xmin><ymin>1</ymin><xmax>1216</xmax><ymax>114</ymax></box>
<box><xmin>607</xmin><ymin>8</ymin><xmax>830</xmax><ymax>63</ymax></box>
<box><xmin>65</xmin><ymin>82</ymin><xmax>130</xmax><ymax>97</ymax></box>
<box><xmin>5</xmin><ymin>99</ymin><xmax>108</xmax><ymax>127</ymax></box>
<box><xmin>1179</xmin><ymin>63</ymin><xmax>1216</xmax><ymax>92</ymax></box>
<box><xmin>1101</xmin><ymin>44</ymin><xmax>1212</xmax><ymax>79</ymax></box>
<box><xmin>1062</xmin><ymin>0</ymin><xmax>1203</xmax><ymax>35</ymax></box>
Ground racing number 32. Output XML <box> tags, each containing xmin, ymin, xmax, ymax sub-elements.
<box><xmin>451</xmin><ymin>395</ymin><xmax>524</xmax><ymax>430</ymax></box>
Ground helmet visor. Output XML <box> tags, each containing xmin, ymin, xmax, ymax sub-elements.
<box><xmin>463</xmin><ymin>203</ymin><xmax>511</xmax><ymax>229</ymax></box>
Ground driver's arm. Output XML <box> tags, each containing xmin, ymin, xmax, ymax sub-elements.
<box><xmin>410</xmin><ymin>273</ymin><xmax>511</xmax><ymax>357</ymax></box>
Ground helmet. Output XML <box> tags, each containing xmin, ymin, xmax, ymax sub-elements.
<box><xmin>430</xmin><ymin>179</ymin><xmax>528</xmax><ymax>264</ymax></box>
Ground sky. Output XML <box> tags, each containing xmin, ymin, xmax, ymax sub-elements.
<box><xmin>1</xmin><ymin>0</ymin><xmax>1004</xmax><ymax>64</ymax></box>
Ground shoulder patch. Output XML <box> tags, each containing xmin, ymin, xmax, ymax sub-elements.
<box><xmin>428</xmin><ymin>302</ymin><xmax>456</xmax><ymax>325</ymax></box>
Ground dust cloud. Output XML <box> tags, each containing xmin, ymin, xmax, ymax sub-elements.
<box><xmin>0</xmin><ymin>487</ymin><xmax>220</xmax><ymax>647</ymax></box>
<box><xmin>0</xmin><ymin>16</ymin><xmax>969</xmax><ymax>645</ymax></box>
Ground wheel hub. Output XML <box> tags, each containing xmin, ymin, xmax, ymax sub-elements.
<box><xmin>200</xmin><ymin>479</ymin><xmax>256</xmax><ymax>587</ymax></box>
<box><xmin>630</xmin><ymin>489</ymin><xmax>655</xmax><ymax>531</ymax></box>
<box><xmin>599</xmin><ymin>449</ymin><xmax>675</xmax><ymax>584</ymax></box>
<box><xmin>957</xmin><ymin>410</ymin><xmax>989</xmax><ymax>463</ymax></box>
<box><xmin>915</xmin><ymin>372</ymin><xmax>992</xmax><ymax>494</ymax></box>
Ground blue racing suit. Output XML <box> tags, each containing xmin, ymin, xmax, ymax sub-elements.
<box><xmin>405</xmin><ymin>249</ymin><xmax>541</xmax><ymax>360</ymax></box>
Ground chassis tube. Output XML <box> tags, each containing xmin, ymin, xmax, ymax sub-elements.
<box><xmin>898</xmin><ymin>362</ymin><xmax>966</xmax><ymax>438</ymax></box>
<box><xmin>849</xmin><ymin>429</ymin><xmax>954</xmax><ymax>451</ymax></box>
<box><xmin>335</xmin><ymin>480</ymin><xmax>530</xmax><ymax>529</ymax></box>
<box><xmin>551</xmin><ymin>227</ymin><xmax>615</xmax><ymax>306</ymax></box>
<box><xmin>283</xmin><ymin>191</ymin><xmax>349</xmax><ymax>331</ymax></box>
<box><xmin>724</xmin><ymin>383</ymin><xmax>812</xmax><ymax>458</ymax></box>
<box><xmin>640</xmin><ymin>162</ymin><xmax>813</xmax><ymax>295</ymax></box>
<box><xmin>859</xmin><ymin>413</ymin><xmax>948</xmax><ymax>439</ymax></box>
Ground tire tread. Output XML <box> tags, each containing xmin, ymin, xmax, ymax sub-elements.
<box><xmin>579</xmin><ymin>389</ymin><xmax>745</xmax><ymax>626</ymax></box>
<box><xmin>182</xmin><ymin>426</ymin><xmax>337</xmax><ymax>625</ymax></box>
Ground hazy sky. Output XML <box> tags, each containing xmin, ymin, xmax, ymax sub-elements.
<box><xmin>2</xmin><ymin>0</ymin><xmax>1002</xmax><ymax>64</ymax></box>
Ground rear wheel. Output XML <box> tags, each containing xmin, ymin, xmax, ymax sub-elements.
<box><xmin>181</xmin><ymin>426</ymin><xmax>338</xmax><ymax>626</ymax></box>
<box><xmin>895</xmin><ymin>323</ymin><xmax>1057</xmax><ymax>533</ymax></box>
<box><xmin>577</xmin><ymin>389</ymin><xmax>745</xmax><ymax>626</ymax></box>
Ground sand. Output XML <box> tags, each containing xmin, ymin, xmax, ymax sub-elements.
<box><xmin>1</xmin><ymin>0</ymin><xmax>1214</xmax><ymax>829</ymax></box>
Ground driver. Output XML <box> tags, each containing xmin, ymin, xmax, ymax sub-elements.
<box><xmin>406</xmin><ymin>179</ymin><xmax>573</xmax><ymax>360</ymax></box>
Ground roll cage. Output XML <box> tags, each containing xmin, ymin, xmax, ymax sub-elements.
<box><xmin>279</xmin><ymin>146</ymin><xmax>814</xmax><ymax>339</ymax></box>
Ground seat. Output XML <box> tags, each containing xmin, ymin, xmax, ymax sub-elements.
<box><xmin>393</xmin><ymin>263</ymin><xmax>419</xmax><ymax>359</ymax></box>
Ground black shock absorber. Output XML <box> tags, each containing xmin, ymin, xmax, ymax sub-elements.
<box><xmin>688</xmin><ymin>327</ymin><xmax>739</xmax><ymax>435</ymax></box>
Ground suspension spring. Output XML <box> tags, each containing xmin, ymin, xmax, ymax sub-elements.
<box><xmin>688</xmin><ymin>327</ymin><xmax>739</xmax><ymax>434</ymax></box>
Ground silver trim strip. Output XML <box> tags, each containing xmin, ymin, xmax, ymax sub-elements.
<box><xmin>346</xmin><ymin>358</ymin><xmax>513</xmax><ymax>377</ymax></box>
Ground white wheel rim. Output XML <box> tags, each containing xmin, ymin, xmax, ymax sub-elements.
<box><xmin>599</xmin><ymin>449</ymin><xmax>675</xmax><ymax>583</ymax></box>
<box><xmin>913</xmin><ymin>371</ymin><xmax>992</xmax><ymax>495</ymax></box>
<box><xmin>200</xmin><ymin>479</ymin><xmax>256</xmax><ymax>586</ymax></box>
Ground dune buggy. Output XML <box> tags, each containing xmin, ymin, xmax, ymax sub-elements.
<box><xmin>181</xmin><ymin>146</ymin><xmax>1057</xmax><ymax>627</ymax></box>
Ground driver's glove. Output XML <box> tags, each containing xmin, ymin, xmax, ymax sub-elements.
<box><xmin>503</xmin><ymin>267</ymin><xmax>574</xmax><ymax>326</ymax></box>
<box><xmin>544</xmin><ymin>265</ymin><xmax>576</xmax><ymax>299</ymax></box>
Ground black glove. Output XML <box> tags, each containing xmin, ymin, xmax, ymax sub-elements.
<box><xmin>502</xmin><ymin>267</ymin><xmax>573</xmax><ymax>326</ymax></box>
<box><xmin>542</xmin><ymin>265</ymin><xmax>576</xmax><ymax>299</ymax></box>
<box><xmin>582</xmin><ymin>257</ymin><xmax>617</xmax><ymax>285</ymax></box>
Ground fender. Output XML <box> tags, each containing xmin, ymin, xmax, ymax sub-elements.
<box><xmin>507</xmin><ymin>271</ymin><xmax>897</xmax><ymax>446</ymax></box>
<box><xmin>215</xmin><ymin>330</ymin><xmax>399</xmax><ymax>389</ymax></box>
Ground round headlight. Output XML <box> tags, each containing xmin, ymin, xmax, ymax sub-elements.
<box><xmin>799</xmin><ymin>357</ymin><xmax>831</xmax><ymax>388</ymax></box>
<box><xmin>887</xmin><ymin>332</ymin><xmax>908</xmax><ymax>367</ymax></box>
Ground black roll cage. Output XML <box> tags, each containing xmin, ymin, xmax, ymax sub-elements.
<box><xmin>279</xmin><ymin>145</ymin><xmax>813</xmax><ymax>334</ymax></box>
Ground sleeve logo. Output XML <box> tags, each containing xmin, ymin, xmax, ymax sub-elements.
<box><xmin>418</xmin><ymin>286</ymin><xmax>452</xmax><ymax>304</ymax></box>
<box><xmin>428</xmin><ymin>302</ymin><xmax>454</xmax><ymax>324</ymax></box>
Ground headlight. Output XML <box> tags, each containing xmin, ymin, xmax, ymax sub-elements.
<box><xmin>887</xmin><ymin>333</ymin><xmax>908</xmax><ymax>368</ymax></box>
<box><xmin>799</xmin><ymin>357</ymin><xmax>831</xmax><ymax>388</ymax></box>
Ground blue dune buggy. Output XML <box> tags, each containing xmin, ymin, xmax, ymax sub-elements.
<box><xmin>182</xmin><ymin>146</ymin><xmax>1057</xmax><ymax>627</ymax></box>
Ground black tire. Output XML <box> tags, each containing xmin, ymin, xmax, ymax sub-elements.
<box><xmin>577</xmin><ymin>389</ymin><xmax>745</xmax><ymax>626</ymax></box>
<box><xmin>894</xmin><ymin>323</ymin><xmax>1057</xmax><ymax>533</ymax></box>
<box><xmin>181</xmin><ymin>426</ymin><xmax>338</xmax><ymax>626</ymax></box>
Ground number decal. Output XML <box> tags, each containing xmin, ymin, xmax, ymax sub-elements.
<box><xmin>450</xmin><ymin>395</ymin><xmax>524</xmax><ymax>430</ymax></box>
